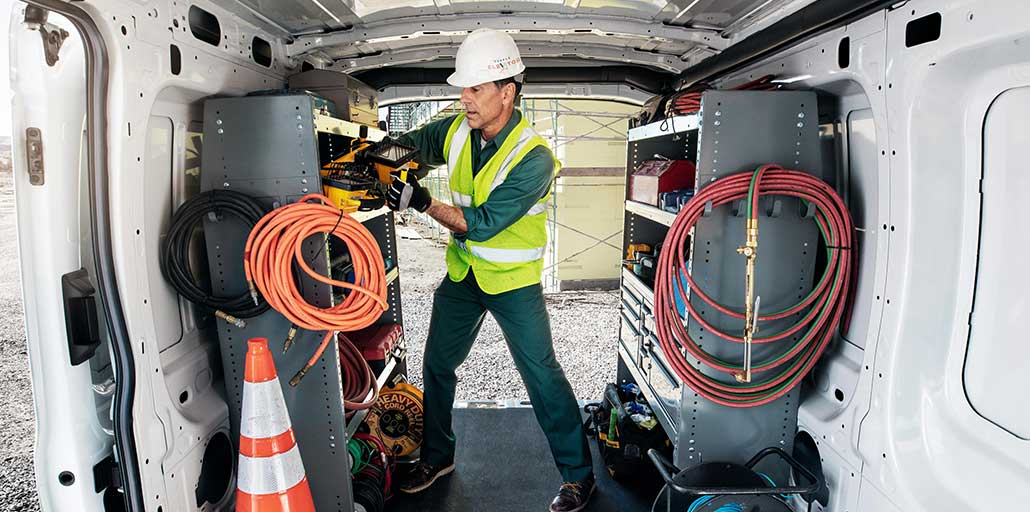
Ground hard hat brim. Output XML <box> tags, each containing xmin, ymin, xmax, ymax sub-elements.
<box><xmin>447</xmin><ymin>70</ymin><xmax>487</xmax><ymax>88</ymax></box>
<box><xmin>447</xmin><ymin>63</ymin><xmax>527</xmax><ymax>89</ymax></box>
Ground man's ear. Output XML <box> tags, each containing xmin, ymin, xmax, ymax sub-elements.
<box><xmin>502</xmin><ymin>82</ymin><xmax>517</xmax><ymax>106</ymax></box>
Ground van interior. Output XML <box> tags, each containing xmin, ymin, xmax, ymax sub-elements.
<box><xmin>7</xmin><ymin>0</ymin><xmax>1030</xmax><ymax>511</ymax></box>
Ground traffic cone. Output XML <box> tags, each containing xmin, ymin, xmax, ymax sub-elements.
<box><xmin>237</xmin><ymin>338</ymin><xmax>316</xmax><ymax>512</ymax></box>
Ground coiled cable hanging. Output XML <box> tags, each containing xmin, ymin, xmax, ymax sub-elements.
<box><xmin>666</xmin><ymin>75</ymin><xmax>781</xmax><ymax>117</ymax></box>
<box><xmin>160</xmin><ymin>189</ymin><xmax>270</xmax><ymax>326</ymax></box>
<box><xmin>244</xmin><ymin>194</ymin><xmax>388</xmax><ymax>400</ymax></box>
<box><xmin>654</xmin><ymin>165</ymin><xmax>854</xmax><ymax>408</ymax></box>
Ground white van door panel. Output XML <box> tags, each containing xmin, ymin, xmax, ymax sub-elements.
<box><xmin>9</xmin><ymin>6</ymin><xmax>110</xmax><ymax>511</ymax></box>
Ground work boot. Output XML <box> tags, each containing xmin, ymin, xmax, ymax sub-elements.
<box><xmin>398</xmin><ymin>462</ymin><xmax>455</xmax><ymax>494</ymax></box>
<box><xmin>548</xmin><ymin>474</ymin><xmax>595</xmax><ymax>512</ymax></box>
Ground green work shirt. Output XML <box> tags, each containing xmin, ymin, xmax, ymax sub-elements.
<box><xmin>396</xmin><ymin>110</ymin><xmax>554</xmax><ymax>243</ymax></box>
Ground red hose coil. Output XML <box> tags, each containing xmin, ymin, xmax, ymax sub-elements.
<box><xmin>654</xmin><ymin>165</ymin><xmax>855</xmax><ymax>407</ymax></box>
<box><xmin>667</xmin><ymin>75</ymin><xmax>781</xmax><ymax>116</ymax></box>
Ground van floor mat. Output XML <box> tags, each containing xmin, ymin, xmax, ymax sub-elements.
<box><xmin>387</xmin><ymin>406</ymin><xmax>658</xmax><ymax>512</ymax></box>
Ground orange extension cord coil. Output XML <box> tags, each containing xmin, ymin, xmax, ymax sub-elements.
<box><xmin>244</xmin><ymin>194</ymin><xmax>388</xmax><ymax>410</ymax></box>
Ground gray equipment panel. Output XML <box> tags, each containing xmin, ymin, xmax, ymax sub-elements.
<box><xmin>681</xmin><ymin>90</ymin><xmax>822</xmax><ymax>482</ymax></box>
<box><xmin>200</xmin><ymin>93</ymin><xmax>352</xmax><ymax>511</ymax></box>
<box><xmin>618</xmin><ymin>90</ymin><xmax>825</xmax><ymax>492</ymax></box>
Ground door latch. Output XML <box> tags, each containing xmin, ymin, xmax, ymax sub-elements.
<box><xmin>25</xmin><ymin>127</ymin><xmax>45</xmax><ymax>186</ymax></box>
<box><xmin>62</xmin><ymin>268</ymin><xmax>101</xmax><ymax>366</ymax></box>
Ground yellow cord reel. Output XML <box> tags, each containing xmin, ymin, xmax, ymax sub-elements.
<box><xmin>364</xmin><ymin>382</ymin><xmax>424</xmax><ymax>457</ymax></box>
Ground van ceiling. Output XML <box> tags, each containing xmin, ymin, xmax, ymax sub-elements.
<box><xmin>235</xmin><ymin>0</ymin><xmax>818</xmax><ymax>76</ymax></box>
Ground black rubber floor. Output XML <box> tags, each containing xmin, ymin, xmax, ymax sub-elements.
<box><xmin>387</xmin><ymin>406</ymin><xmax>663</xmax><ymax>512</ymax></box>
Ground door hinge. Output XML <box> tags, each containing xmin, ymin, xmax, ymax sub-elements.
<box><xmin>25</xmin><ymin>127</ymin><xmax>45</xmax><ymax>186</ymax></box>
<box><xmin>23</xmin><ymin>5</ymin><xmax>69</xmax><ymax>67</ymax></box>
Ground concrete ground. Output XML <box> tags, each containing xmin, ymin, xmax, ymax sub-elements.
<box><xmin>0</xmin><ymin>167</ymin><xmax>619</xmax><ymax>510</ymax></box>
<box><xmin>0</xmin><ymin>167</ymin><xmax>38</xmax><ymax>511</ymax></box>
<box><xmin>395</xmin><ymin>218</ymin><xmax>620</xmax><ymax>401</ymax></box>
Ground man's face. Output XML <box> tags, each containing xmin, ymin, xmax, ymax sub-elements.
<box><xmin>460</xmin><ymin>82</ymin><xmax>512</xmax><ymax>129</ymax></box>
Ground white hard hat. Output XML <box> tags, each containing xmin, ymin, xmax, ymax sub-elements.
<box><xmin>447</xmin><ymin>28</ymin><xmax>526</xmax><ymax>88</ymax></box>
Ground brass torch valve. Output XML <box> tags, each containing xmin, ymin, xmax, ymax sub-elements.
<box><xmin>735</xmin><ymin>218</ymin><xmax>759</xmax><ymax>383</ymax></box>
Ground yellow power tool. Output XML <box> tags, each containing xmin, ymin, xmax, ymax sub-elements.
<box><xmin>321</xmin><ymin>138</ymin><xmax>421</xmax><ymax>213</ymax></box>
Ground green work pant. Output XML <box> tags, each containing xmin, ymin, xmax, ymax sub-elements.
<box><xmin>421</xmin><ymin>272</ymin><xmax>593</xmax><ymax>483</ymax></box>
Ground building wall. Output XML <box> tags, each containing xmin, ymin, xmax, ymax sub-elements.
<box><xmin>553</xmin><ymin>175</ymin><xmax>625</xmax><ymax>285</ymax></box>
<box><xmin>526</xmin><ymin>99</ymin><xmax>637</xmax><ymax>289</ymax></box>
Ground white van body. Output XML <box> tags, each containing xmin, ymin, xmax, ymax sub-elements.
<box><xmin>7</xmin><ymin>0</ymin><xmax>1029</xmax><ymax>510</ymax></box>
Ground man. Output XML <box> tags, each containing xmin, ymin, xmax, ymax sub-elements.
<box><xmin>384</xmin><ymin>28</ymin><xmax>595</xmax><ymax>512</ymax></box>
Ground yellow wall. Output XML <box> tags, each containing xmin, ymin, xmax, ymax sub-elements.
<box><xmin>559</xmin><ymin>101</ymin><xmax>636</xmax><ymax>169</ymax></box>
<box><xmin>524</xmin><ymin>100</ymin><xmax>637</xmax><ymax>286</ymax></box>
<box><xmin>554</xmin><ymin>175</ymin><xmax>626</xmax><ymax>283</ymax></box>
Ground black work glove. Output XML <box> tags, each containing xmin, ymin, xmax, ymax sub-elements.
<box><xmin>386</xmin><ymin>171</ymin><xmax>431</xmax><ymax>213</ymax></box>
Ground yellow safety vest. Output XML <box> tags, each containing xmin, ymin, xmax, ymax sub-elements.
<box><xmin>442</xmin><ymin>113</ymin><xmax>560</xmax><ymax>294</ymax></box>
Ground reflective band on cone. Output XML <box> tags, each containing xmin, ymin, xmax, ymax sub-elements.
<box><xmin>237</xmin><ymin>479</ymin><xmax>315</xmax><ymax>512</ymax></box>
<box><xmin>241</xmin><ymin>380</ymin><xmax>293</xmax><ymax>440</ymax></box>
<box><xmin>237</xmin><ymin>338</ymin><xmax>316</xmax><ymax>512</ymax></box>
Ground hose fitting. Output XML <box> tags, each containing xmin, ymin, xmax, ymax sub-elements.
<box><xmin>283</xmin><ymin>325</ymin><xmax>298</xmax><ymax>354</ymax></box>
<box><xmin>290</xmin><ymin>363</ymin><xmax>313</xmax><ymax>387</ymax></box>
<box><xmin>215</xmin><ymin>310</ymin><xmax>246</xmax><ymax>328</ymax></box>
<box><xmin>247</xmin><ymin>280</ymin><xmax>260</xmax><ymax>307</ymax></box>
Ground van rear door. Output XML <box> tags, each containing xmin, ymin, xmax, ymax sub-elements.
<box><xmin>8</xmin><ymin>4</ymin><xmax>117</xmax><ymax>510</ymax></box>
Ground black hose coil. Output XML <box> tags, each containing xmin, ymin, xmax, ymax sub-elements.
<box><xmin>159</xmin><ymin>189</ymin><xmax>270</xmax><ymax>319</ymax></box>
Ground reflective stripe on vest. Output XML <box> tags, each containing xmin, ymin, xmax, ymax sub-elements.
<box><xmin>489</xmin><ymin>126</ymin><xmax>536</xmax><ymax>193</ymax></box>
<box><xmin>526</xmin><ymin>201</ymin><xmax>549</xmax><ymax>216</ymax></box>
<box><xmin>446</xmin><ymin>119</ymin><xmax>473</xmax><ymax>182</ymax></box>
<box><xmin>469</xmin><ymin>245</ymin><xmax>546</xmax><ymax>263</ymax></box>
<box><xmin>452</xmin><ymin>191</ymin><xmax>472</xmax><ymax>207</ymax></box>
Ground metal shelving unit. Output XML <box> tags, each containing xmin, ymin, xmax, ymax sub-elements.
<box><xmin>618</xmin><ymin>90</ymin><xmax>825</xmax><ymax>492</ymax></box>
<box><xmin>626</xmin><ymin>199</ymin><xmax>677</xmax><ymax>227</ymax></box>
<box><xmin>201</xmin><ymin>93</ymin><xmax>406</xmax><ymax>512</ymax></box>
<box><xmin>628</xmin><ymin>113</ymin><xmax>700</xmax><ymax>142</ymax></box>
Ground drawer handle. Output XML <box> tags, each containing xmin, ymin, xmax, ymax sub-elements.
<box><xmin>622</xmin><ymin>287</ymin><xmax>642</xmax><ymax>307</ymax></box>
<box><xmin>620</xmin><ymin>312</ymin><xmax>641</xmax><ymax>336</ymax></box>
<box><xmin>620</xmin><ymin>302</ymin><xmax>640</xmax><ymax>323</ymax></box>
<box><xmin>650</xmin><ymin>348</ymin><xmax>680</xmax><ymax>388</ymax></box>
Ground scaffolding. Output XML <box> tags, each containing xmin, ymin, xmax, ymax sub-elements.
<box><xmin>386</xmin><ymin>101</ymin><xmax>464</xmax><ymax>136</ymax></box>
<box><xmin>385</xmin><ymin>99</ymin><xmax>633</xmax><ymax>291</ymax></box>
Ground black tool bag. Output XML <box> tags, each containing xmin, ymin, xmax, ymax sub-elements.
<box><xmin>584</xmin><ymin>383</ymin><xmax>671</xmax><ymax>482</ymax></box>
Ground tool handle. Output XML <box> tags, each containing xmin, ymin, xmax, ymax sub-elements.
<box><xmin>603</xmin><ymin>383</ymin><xmax>627</xmax><ymax>423</ymax></box>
